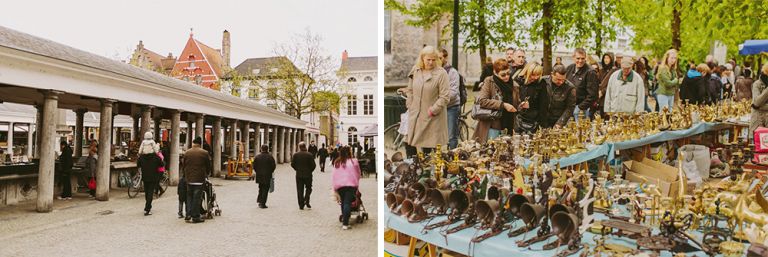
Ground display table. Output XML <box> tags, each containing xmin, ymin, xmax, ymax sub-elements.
<box><xmin>386</xmin><ymin>211</ymin><xmax>726</xmax><ymax>257</ymax></box>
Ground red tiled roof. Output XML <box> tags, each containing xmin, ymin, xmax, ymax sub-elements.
<box><xmin>195</xmin><ymin>39</ymin><xmax>224</xmax><ymax>78</ymax></box>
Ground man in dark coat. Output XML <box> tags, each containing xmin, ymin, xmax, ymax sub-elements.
<box><xmin>308</xmin><ymin>141</ymin><xmax>318</xmax><ymax>159</ymax></box>
<box><xmin>542</xmin><ymin>65</ymin><xmax>577</xmax><ymax>129</ymax></box>
<box><xmin>183</xmin><ymin>137</ymin><xmax>211</xmax><ymax>223</ymax></box>
<box><xmin>58</xmin><ymin>140</ymin><xmax>74</xmax><ymax>200</ymax></box>
<box><xmin>291</xmin><ymin>142</ymin><xmax>316</xmax><ymax>210</ymax></box>
<box><xmin>566</xmin><ymin>48</ymin><xmax>599</xmax><ymax>120</ymax></box>
<box><xmin>253</xmin><ymin>144</ymin><xmax>276</xmax><ymax>208</ymax></box>
<box><xmin>317</xmin><ymin>143</ymin><xmax>329</xmax><ymax>172</ymax></box>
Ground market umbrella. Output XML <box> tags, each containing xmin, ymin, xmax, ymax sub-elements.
<box><xmin>738</xmin><ymin>39</ymin><xmax>768</xmax><ymax>55</ymax></box>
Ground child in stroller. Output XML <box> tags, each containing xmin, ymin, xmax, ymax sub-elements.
<box><xmin>338</xmin><ymin>189</ymin><xmax>369</xmax><ymax>225</ymax></box>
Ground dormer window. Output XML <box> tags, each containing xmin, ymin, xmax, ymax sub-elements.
<box><xmin>364</xmin><ymin>76</ymin><xmax>373</xmax><ymax>81</ymax></box>
<box><xmin>348</xmin><ymin>77</ymin><xmax>357</xmax><ymax>82</ymax></box>
<box><xmin>252</xmin><ymin>68</ymin><xmax>261</xmax><ymax>74</ymax></box>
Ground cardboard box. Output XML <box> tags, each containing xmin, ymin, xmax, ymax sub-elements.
<box><xmin>622</xmin><ymin>159</ymin><xmax>680</xmax><ymax>197</ymax></box>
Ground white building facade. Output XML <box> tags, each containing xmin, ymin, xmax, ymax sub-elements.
<box><xmin>338</xmin><ymin>53</ymin><xmax>378</xmax><ymax>149</ymax></box>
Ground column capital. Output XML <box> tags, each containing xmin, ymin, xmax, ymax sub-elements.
<box><xmin>169</xmin><ymin>109</ymin><xmax>182</xmax><ymax>114</ymax></box>
<box><xmin>74</xmin><ymin>108</ymin><xmax>88</xmax><ymax>114</ymax></box>
<box><xmin>141</xmin><ymin>105</ymin><xmax>155</xmax><ymax>111</ymax></box>
<box><xmin>39</xmin><ymin>89</ymin><xmax>64</xmax><ymax>100</ymax></box>
<box><xmin>100</xmin><ymin>98</ymin><xmax>117</xmax><ymax>106</ymax></box>
<box><xmin>213</xmin><ymin>116</ymin><xmax>222</xmax><ymax>122</ymax></box>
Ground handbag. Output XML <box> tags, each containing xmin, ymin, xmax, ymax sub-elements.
<box><xmin>87</xmin><ymin>177</ymin><xmax>96</xmax><ymax>190</ymax></box>
<box><xmin>514</xmin><ymin>115</ymin><xmax>538</xmax><ymax>133</ymax></box>
<box><xmin>754</xmin><ymin>127</ymin><xmax>768</xmax><ymax>153</ymax></box>
<box><xmin>471</xmin><ymin>86</ymin><xmax>503</xmax><ymax>121</ymax></box>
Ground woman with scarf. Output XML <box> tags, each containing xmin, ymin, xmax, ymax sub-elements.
<box><xmin>472</xmin><ymin>59</ymin><xmax>520</xmax><ymax>141</ymax></box>
<box><xmin>136</xmin><ymin>131</ymin><xmax>164</xmax><ymax>216</ymax></box>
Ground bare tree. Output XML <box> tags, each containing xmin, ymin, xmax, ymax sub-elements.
<box><xmin>260</xmin><ymin>28</ymin><xmax>341</xmax><ymax>119</ymax></box>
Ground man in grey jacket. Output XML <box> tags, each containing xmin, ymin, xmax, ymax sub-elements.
<box><xmin>604</xmin><ymin>58</ymin><xmax>645</xmax><ymax>114</ymax></box>
<box><xmin>440</xmin><ymin>48</ymin><xmax>461</xmax><ymax>149</ymax></box>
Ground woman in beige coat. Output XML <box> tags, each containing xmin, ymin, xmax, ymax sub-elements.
<box><xmin>398</xmin><ymin>46</ymin><xmax>450</xmax><ymax>154</ymax></box>
<box><xmin>472</xmin><ymin>59</ymin><xmax>520</xmax><ymax>142</ymax></box>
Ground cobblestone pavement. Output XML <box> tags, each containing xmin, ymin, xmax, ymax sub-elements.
<box><xmin>0</xmin><ymin>161</ymin><xmax>377</xmax><ymax>257</ymax></box>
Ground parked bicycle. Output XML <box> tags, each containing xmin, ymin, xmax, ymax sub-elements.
<box><xmin>128</xmin><ymin>171</ymin><xmax>170</xmax><ymax>199</ymax></box>
<box><xmin>384</xmin><ymin>91</ymin><xmax>470</xmax><ymax>152</ymax></box>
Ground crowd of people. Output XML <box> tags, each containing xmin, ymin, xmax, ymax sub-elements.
<box><xmin>399</xmin><ymin>45</ymin><xmax>768</xmax><ymax>152</ymax></box>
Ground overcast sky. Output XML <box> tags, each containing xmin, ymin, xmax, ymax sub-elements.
<box><xmin>0</xmin><ymin>0</ymin><xmax>377</xmax><ymax>67</ymax></box>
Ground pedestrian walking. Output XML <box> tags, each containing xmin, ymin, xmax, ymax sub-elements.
<box><xmin>84</xmin><ymin>148</ymin><xmax>97</xmax><ymax>198</ymax></box>
<box><xmin>291</xmin><ymin>142</ymin><xmax>316</xmax><ymax>210</ymax></box>
<box><xmin>472</xmin><ymin>58</ymin><xmax>519</xmax><ymax>142</ymax></box>
<box><xmin>318</xmin><ymin>143</ymin><xmax>329</xmax><ymax>172</ymax></box>
<box><xmin>177</xmin><ymin>176</ymin><xmax>187</xmax><ymax>219</ymax></box>
<box><xmin>57</xmin><ymin>140</ymin><xmax>73</xmax><ymax>200</ymax></box>
<box><xmin>308</xmin><ymin>141</ymin><xmax>318</xmax><ymax>159</ymax></box>
<box><xmin>137</xmin><ymin>132</ymin><xmax>163</xmax><ymax>216</ymax></box>
<box><xmin>330</xmin><ymin>146</ymin><xmax>339</xmax><ymax>163</ymax></box>
<box><xmin>566</xmin><ymin>48</ymin><xmax>599</xmax><ymax>120</ymax></box>
<box><xmin>183</xmin><ymin>136</ymin><xmax>210</xmax><ymax>223</ymax></box>
<box><xmin>398</xmin><ymin>45</ymin><xmax>450</xmax><ymax>155</ymax></box>
<box><xmin>655</xmin><ymin>49</ymin><xmax>681</xmax><ymax>110</ymax></box>
<box><xmin>331</xmin><ymin>146</ymin><xmax>361</xmax><ymax>230</ymax></box>
<box><xmin>604</xmin><ymin>58</ymin><xmax>646</xmax><ymax>114</ymax></box>
<box><xmin>253</xmin><ymin>144</ymin><xmax>276</xmax><ymax>208</ymax></box>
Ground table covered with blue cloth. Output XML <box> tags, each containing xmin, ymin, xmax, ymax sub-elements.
<box><xmin>385</xmin><ymin>211</ymin><xmax>736</xmax><ymax>257</ymax></box>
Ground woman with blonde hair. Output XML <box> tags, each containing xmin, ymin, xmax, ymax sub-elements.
<box><xmin>655</xmin><ymin>49</ymin><xmax>681</xmax><ymax>110</ymax></box>
<box><xmin>397</xmin><ymin>45</ymin><xmax>450</xmax><ymax>154</ymax></box>
<box><xmin>513</xmin><ymin>62</ymin><xmax>547</xmax><ymax>134</ymax></box>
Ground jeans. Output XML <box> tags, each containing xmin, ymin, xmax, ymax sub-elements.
<box><xmin>488</xmin><ymin>128</ymin><xmax>501</xmax><ymax>140</ymax></box>
<box><xmin>296</xmin><ymin>177</ymin><xmax>313</xmax><ymax>208</ymax></box>
<box><xmin>257</xmin><ymin>180</ymin><xmax>270</xmax><ymax>205</ymax></box>
<box><xmin>657</xmin><ymin>94</ymin><xmax>675</xmax><ymax>111</ymax></box>
<box><xmin>573</xmin><ymin>106</ymin><xmax>592</xmax><ymax>122</ymax></box>
<box><xmin>186</xmin><ymin>184</ymin><xmax>203</xmax><ymax>219</ymax></box>
<box><xmin>447</xmin><ymin>105</ymin><xmax>460</xmax><ymax>149</ymax></box>
<box><xmin>338</xmin><ymin>186</ymin><xmax>357</xmax><ymax>226</ymax></box>
<box><xmin>143</xmin><ymin>180</ymin><xmax>158</xmax><ymax>212</ymax></box>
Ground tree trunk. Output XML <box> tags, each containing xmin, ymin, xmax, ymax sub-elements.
<box><xmin>595</xmin><ymin>0</ymin><xmax>604</xmax><ymax>57</ymax></box>
<box><xmin>671</xmin><ymin>0</ymin><xmax>682</xmax><ymax>50</ymax></box>
<box><xmin>452</xmin><ymin>0</ymin><xmax>460</xmax><ymax>69</ymax></box>
<box><xmin>478</xmin><ymin>0</ymin><xmax>487</xmax><ymax>66</ymax></box>
<box><xmin>542</xmin><ymin>0</ymin><xmax>554</xmax><ymax>75</ymax></box>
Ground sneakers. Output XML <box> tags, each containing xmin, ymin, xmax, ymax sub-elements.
<box><xmin>144</xmin><ymin>211</ymin><xmax>152</xmax><ymax>216</ymax></box>
<box><xmin>57</xmin><ymin>196</ymin><xmax>71</xmax><ymax>200</ymax></box>
<box><xmin>342</xmin><ymin>225</ymin><xmax>350</xmax><ymax>230</ymax></box>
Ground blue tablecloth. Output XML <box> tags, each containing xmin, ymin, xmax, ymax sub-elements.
<box><xmin>520</xmin><ymin>122</ymin><xmax>733</xmax><ymax>167</ymax></box>
<box><xmin>386</xmin><ymin>211</ymin><xmax>724</xmax><ymax>257</ymax></box>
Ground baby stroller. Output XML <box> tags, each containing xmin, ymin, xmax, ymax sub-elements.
<box><xmin>339</xmin><ymin>189</ymin><xmax>369</xmax><ymax>224</ymax></box>
<box><xmin>201</xmin><ymin>178</ymin><xmax>222</xmax><ymax>219</ymax></box>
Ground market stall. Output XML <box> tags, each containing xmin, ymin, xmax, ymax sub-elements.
<box><xmin>384</xmin><ymin>100</ymin><xmax>766</xmax><ymax>257</ymax></box>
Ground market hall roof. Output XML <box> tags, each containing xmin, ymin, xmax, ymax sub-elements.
<box><xmin>0</xmin><ymin>25</ymin><xmax>305</xmax><ymax>129</ymax></box>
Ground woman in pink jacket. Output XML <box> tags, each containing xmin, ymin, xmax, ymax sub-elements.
<box><xmin>331</xmin><ymin>146</ymin><xmax>361</xmax><ymax>230</ymax></box>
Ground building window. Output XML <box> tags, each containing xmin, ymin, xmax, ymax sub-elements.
<box><xmin>385</xmin><ymin>10</ymin><xmax>391</xmax><ymax>54</ymax></box>
<box><xmin>194</xmin><ymin>74</ymin><xmax>202</xmax><ymax>85</ymax></box>
<box><xmin>347</xmin><ymin>95</ymin><xmax>357</xmax><ymax>115</ymax></box>
<box><xmin>364</xmin><ymin>76</ymin><xmax>373</xmax><ymax>81</ymax></box>
<box><xmin>348</xmin><ymin>77</ymin><xmax>357</xmax><ymax>82</ymax></box>
<box><xmin>348</xmin><ymin>127</ymin><xmax>358</xmax><ymax>145</ymax></box>
<box><xmin>363</xmin><ymin>94</ymin><xmax>374</xmax><ymax>115</ymax></box>
<box><xmin>252</xmin><ymin>68</ymin><xmax>261</xmax><ymax>75</ymax></box>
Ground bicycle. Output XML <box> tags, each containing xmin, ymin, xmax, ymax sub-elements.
<box><xmin>128</xmin><ymin>171</ymin><xmax>170</xmax><ymax>199</ymax></box>
<box><xmin>384</xmin><ymin>91</ymin><xmax>471</xmax><ymax>152</ymax></box>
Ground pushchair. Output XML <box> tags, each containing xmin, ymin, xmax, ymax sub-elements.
<box><xmin>339</xmin><ymin>189</ymin><xmax>369</xmax><ymax>224</ymax></box>
<box><xmin>201</xmin><ymin>178</ymin><xmax>222</xmax><ymax>219</ymax></box>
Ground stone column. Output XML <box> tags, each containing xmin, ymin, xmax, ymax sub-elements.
<box><xmin>140</xmin><ymin>105</ymin><xmax>153</xmax><ymax>140</ymax></box>
<box><xmin>36</xmin><ymin>90</ymin><xmax>61</xmax><ymax>212</ymax></box>
<box><xmin>132</xmin><ymin>114</ymin><xmax>139</xmax><ymax>142</ymax></box>
<box><xmin>74</xmin><ymin>109</ymin><xmax>86</xmax><ymax>158</ymax></box>
<box><xmin>253</xmin><ymin>123</ymin><xmax>260</xmax><ymax>158</ymax></box>
<box><xmin>288</xmin><ymin>128</ymin><xmax>295</xmax><ymax>161</ymax></box>
<box><xmin>6</xmin><ymin>122</ymin><xmax>13</xmax><ymax>160</ymax></box>
<box><xmin>169</xmin><ymin>110</ymin><xmax>181</xmax><ymax>186</ymax></box>
<box><xmin>213</xmin><ymin>117</ymin><xmax>222</xmax><ymax>177</ymax></box>
<box><xmin>230</xmin><ymin>120</ymin><xmax>238</xmax><ymax>159</ymax></box>
<box><xmin>275</xmin><ymin>126</ymin><xmax>282</xmax><ymax>163</ymax></box>
<box><xmin>242</xmin><ymin>122</ymin><xmax>250</xmax><ymax>160</ymax></box>
<box><xmin>153</xmin><ymin>117</ymin><xmax>161</xmax><ymax>142</ymax></box>
<box><xmin>185</xmin><ymin>117</ymin><xmax>193</xmax><ymax>150</ymax></box>
<box><xmin>195</xmin><ymin>114</ymin><xmax>204</xmax><ymax>142</ymax></box>
<box><xmin>27</xmin><ymin>123</ymin><xmax>33</xmax><ymax>158</ymax></box>
<box><xmin>283</xmin><ymin>127</ymin><xmax>289</xmax><ymax>163</ymax></box>
<box><xmin>95</xmin><ymin>99</ymin><xmax>115</xmax><ymax>201</ymax></box>
<box><xmin>34</xmin><ymin>105</ymin><xmax>43</xmax><ymax>158</ymax></box>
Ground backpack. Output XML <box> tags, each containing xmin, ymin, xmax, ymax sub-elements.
<box><xmin>445</xmin><ymin>66</ymin><xmax>468</xmax><ymax>106</ymax></box>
